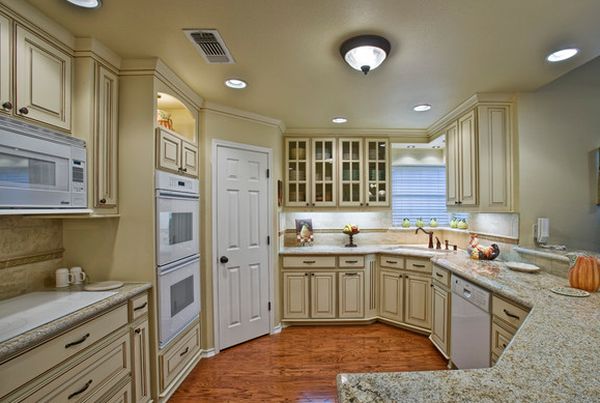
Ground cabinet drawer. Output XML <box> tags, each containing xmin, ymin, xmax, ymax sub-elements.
<box><xmin>492</xmin><ymin>296</ymin><xmax>528</xmax><ymax>329</ymax></box>
<box><xmin>0</xmin><ymin>304</ymin><xmax>128</xmax><ymax>398</ymax></box>
<box><xmin>129</xmin><ymin>292</ymin><xmax>149</xmax><ymax>322</ymax></box>
<box><xmin>432</xmin><ymin>265</ymin><xmax>450</xmax><ymax>288</ymax></box>
<box><xmin>491</xmin><ymin>321</ymin><xmax>514</xmax><ymax>356</ymax></box>
<box><xmin>405</xmin><ymin>258</ymin><xmax>432</xmax><ymax>274</ymax></box>
<box><xmin>22</xmin><ymin>332</ymin><xmax>130</xmax><ymax>402</ymax></box>
<box><xmin>282</xmin><ymin>256</ymin><xmax>336</xmax><ymax>268</ymax></box>
<box><xmin>338</xmin><ymin>256</ymin><xmax>365</xmax><ymax>268</ymax></box>
<box><xmin>159</xmin><ymin>322</ymin><xmax>200</xmax><ymax>391</ymax></box>
<box><xmin>379</xmin><ymin>255</ymin><xmax>405</xmax><ymax>270</ymax></box>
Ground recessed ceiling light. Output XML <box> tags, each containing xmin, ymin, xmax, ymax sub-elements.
<box><xmin>65</xmin><ymin>0</ymin><xmax>102</xmax><ymax>8</ymax></box>
<box><xmin>432</xmin><ymin>146</ymin><xmax>441</xmax><ymax>149</ymax></box>
<box><xmin>407</xmin><ymin>145</ymin><xmax>416</xmax><ymax>149</ymax></box>
<box><xmin>225</xmin><ymin>79</ymin><xmax>247</xmax><ymax>89</ymax></box>
<box><xmin>546</xmin><ymin>48</ymin><xmax>579</xmax><ymax>63</ymax></box>
<box><xmin>332</xmin><ymin>117</ymin><xmax>348</xmax><ymax>124</ymax></box>
<box><xmin>413</xmin><ymin>104</ymin><xmax>432</xmax><ymax>112</ymax></box>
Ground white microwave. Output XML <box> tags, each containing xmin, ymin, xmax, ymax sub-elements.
<box><xmin>0</xmin><ymin>116</ymin><xmax>88</xmax><ymax>213</ymax></box>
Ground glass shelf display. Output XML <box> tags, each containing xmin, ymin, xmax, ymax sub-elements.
<box><xmin>365</xmin><ymin>139</ymin><xmax>389</xmax><ymax>206</ymax></box>
<box><xmin>312</xmin><ymin>138</ymin><xmax>336</xmax><ymax>206</ymax></box>
<box><xmin>339</xmin><ymin>139</ymin><xmax>363</xmax><ymax>206</ymax></box>
<box><xmin>286</xmin><ymin>138</ymin><xmax>309</xmax><ymax>206</ymax></box>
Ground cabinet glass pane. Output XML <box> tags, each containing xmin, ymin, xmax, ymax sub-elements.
<box><xmin>325</xmin><ymin>183</ymin><xmax>333</xmax><ymax>201</ymax></box>
<box><xmin>298</xmin><ymin>162</ymin><xmax>306</xmax><ymax>180</ymax></box>
<box><xmin>298</xmin><ymin>183</ymin><xmax>306</xmax><ymax>202</ymax></box>
<box><xmin>343</xmin><ymin>142</ymin><xmax>350</xmax><ymax>160</ymax></box>
<box><xmin>315</xmin><ymin>183</ymin><xmax>323</xmax><ymax>202</ymax></box>
<box><xmin>352</xmin><ymin>162</ymin><xmax>360</xmax><ymax>181</ymax></box>
<box><xmin>343</xmin><ymin>162</ymin><xmax>350</xmax><ymax>181</ymax></box>
<box><xmin>316</xmin><ymin>163</ymin><xmax>323</xmax><ymax>181</ymax></box>
<box><xmin>378</xmin><ymin>142</ymin><xmax>386</xmax><ymax>160</ymax></box>
<box><xmin>298</xmin><ymin>142</ymin><xmax>306</xmax><ymax>160</ymax></box>
<box><xmin>369</xmin><ymin>183</ymin><xmax>376</xmax><ymax>201</ymax></box>
<box><xmin>378</xmin><ymin>183</ymin><xmax>387</xmax><ymax>202</ymax></box>
<box><xmin>369</xmin><ymin>162</ymin><xmax>376</xmax><ymax>181</ymax></box>
<box><xmin>352</xmin><ymin>183</ymin><xmax>360</xmax><ymax>201</ymax></box>
<box><xmin>343</xmin><ymin>183</ymin><xmax>350</xmax><ymax>201</ymax></box>
<box><xmin>325</xmin><ymin>162</ymin><xmax>332</xmax><ymax>181</ymax></box>
<box><xmin>352</xmin><ymin>142</ymin><xmax>359</xmax><ymax>160</ymax></box>
<box><xmin>325</xmin><ymin>142</ymin><xmax>333</xmax><ymax>159</ymax></box>
<box><xmin>289</xmin><ymin>142</ymin><xmax>296</xmax><ymax>160</ymax></box>
<box><xmin>289</xmin><ymin>183</ymin><xmax>296</xmax><ymax>202</ymax></box>
<box><xmin>315</xmin><ymin>142</ymin><xmax>323</xmax><ymax>160</ymax></box>
<box><xmin>289</xmin><ymin>162</ymin><xmax>296</xmax><ymax>181</ymax></box>
<box><xmin>379</xmin><ymin>162</ymin><xmax>386</xmax><ymax>180</ymax></box>
<box><xmin>369</xmin><ymin>142</ymin><xmax>376</xmax><ymax>160</ymax></box>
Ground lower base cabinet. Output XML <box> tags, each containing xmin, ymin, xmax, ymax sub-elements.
<box><xmin>283</xmin><ymin>272</ymin><xmax>310</xmax><ymax>319</ymax></box>
<box><xmin>310</xmin><ymin>272</ymin><xmax>337</xmax><ymax>318</ymax></box>
<box><xmin>430</xmin><ymin>283</ymin><xmax>450</xmax><ymax>357</ymax></box>
<box><xmin>131</xmin><ymin>319</ymin><xmax>151</xmax><ymax>403</ymax></box>
<box><xmin>404</xmin><ymin>273</ymin><xmax>432</xmax><ymax>329</ymax></box>
<box><xmin>338</xmin><ymin>271</ymin><xmax>364</xmax><ymax>318</ymax></box>
<box><xmin>379</xmin><ymin>268</ymin><xmax>404</xmax><ymax>322</ymax></box>
<box><xmin>159</xmin><ymin>321</ymin><xmax>201</xmax><ymax>393</ymax></box>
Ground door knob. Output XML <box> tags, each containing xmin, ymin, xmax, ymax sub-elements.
<box><xmin>220</xmin><ymin>256</ymin><xmax>229</xmax><ymax>264</ymax></box>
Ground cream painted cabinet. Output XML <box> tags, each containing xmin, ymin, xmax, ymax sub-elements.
<box><xmin>0</xmin><ymin>13</ymin><xmax>10</xmax><ymax>115</ymax></box>
<box><xmin>156</xmin><ymin>127</ymin><xmax>198</xmax><ymax>177</ymax></box>
<box><xmin>457</xmin><ymin>110</ymin><xmax>478</xmax><ymax>206</ymax></box>
<box><xmin>311</xmin><ymin>138</ymin><xmax>336</xmax><ymax>206</ymax></box>
<box><xmin>285</xmin><ymin>138</ymin><xmax>310</xmax><ymax>206</ymax></box>
<box><xmin>430</xmin><ymin>283</ymin><xmax>450</xmax><ymax>357</ymax></box>
<box><xmin>283</xmin><ymin>271</ymin><xmax>310</xmax><ymax>319</ymax></box>
<box><xmin>338</xmin><ymin>271</ymin><xmax>364</xmax><ymax>318</ymax></box>
<box><xmin>131</xmin><ymin>319</ymin><xmax>151</xmax><ymax>403</ymax></box>
<box><xmin>310</xmin><ymin>271</ymin><xmax>337</xmax><ymax>318</ymax></box>
<box><xmin>365</xmin><ymin>138</ymin><xmax>390</xmax><ymax>206</ymax></box>
<box><xmin>95</xmin><ymin>64</ymin><xmax>119</xmax><ymax>209</ymax></box>
<box><xmin>445</xmin><ymin>122</ymin><xmax>459</xmax><ymax>205</ymax></box>
<box><xmin>379</xmin><ymin>268</ymin><xmax>403</xmax><ymax>322</ymax></box>
<box><xmin>338</xmin><ymin>138</ymin><xmax>363</xmax><ymax>206</ymax></box>
<box><xmin>15</xmin><ymin>25</ymin><xmax>72</xmax><ymax>131</ymax></box>
<box><xmin>404</xmin><ymin>273</ymin><xmax>432</xmax><ymax>330</ymax></box>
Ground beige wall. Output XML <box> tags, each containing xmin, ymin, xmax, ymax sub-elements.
<box><xmin>391</xmin><ymin>148</ymin><xmax>444</xmax><ymax>166</ymax></box>
<box><xmin>200</xmin><ymin>109</ymin><xmax>283</xmax><ymax>349</ymax></box>
<box><xmin>518</xmin><ymin>56</ymin><xmax>600</xmax><ymax>251</ymax></box>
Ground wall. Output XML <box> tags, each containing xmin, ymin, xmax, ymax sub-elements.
<box><xmin>391</xmin><ymin>148</ymin><xmax>444</xmax><ymax>166</ymax></box>
<box><xmin>200</xmin><ymin>108</ymin><xmax>283</xmax><ymax>349</ymax></box>
<box><xmin>518</xmin><ymin>56</ymin><xmax>600</xmax><ymax>251</ymax></box>
<box><xmin>0</xmin><ymin>217</ymin><xmax>64</xmax><ymax>299</ymax></box>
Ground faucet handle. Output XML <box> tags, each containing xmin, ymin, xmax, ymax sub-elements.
<box><xmin>435</xmin><ymin>237</ymin><xmax>442</xmax><ymax>250</ymax></box>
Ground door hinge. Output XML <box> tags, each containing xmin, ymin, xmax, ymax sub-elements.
<box><xmin>267</xmin><ymin>235</ymin><xmax>270</xmax><ymax>245</ymax></box>
<box><xmin>268</xmin><ymin>301</ymin><xmax>271</xmax><ymax>311</ymax></box>
<box><xmin>266</xmin><ymin>169</ymin><xmax>270</xmax><ymax>178</ymax></box>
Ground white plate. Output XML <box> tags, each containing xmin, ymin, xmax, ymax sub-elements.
<box><xmin>550</xmin><ymin>287</ymin><xmax>590</xmax><ymax>297</ymax></box>
<box><xmin>506</xmin><ymin>261</ymin><xmax>541</xmax><ymax>273</ymax></box>
<box><xmin>84</xmin><ymin>281</ymin><xmax>124</xmax><ymax>291</ymax></box>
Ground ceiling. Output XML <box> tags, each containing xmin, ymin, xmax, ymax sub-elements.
<box><xmin>26</xmin><ymin>0</ymin><xmax>600</xmax><ymax>130</ymax></box>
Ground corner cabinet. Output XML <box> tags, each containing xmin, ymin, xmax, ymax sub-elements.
<box><xmin>365</xmin><ymin>138</ymin><xmax>390</xmax><ymax>206</ymax></box>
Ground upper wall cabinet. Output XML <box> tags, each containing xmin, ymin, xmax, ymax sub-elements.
<box><xmin>365</xmin><ymin>138</ymin><xmax>390</xmax><ymax>207</ymax></box>
<box><xmin>15</xmin><ymin>25</ymin><xmax>72</xmax><ymax>131</ymax></box>
<box><xmin>339</xmin><ymin>138</ymin><xmax>363</xmax><ymax>207</ymax></box>
<box><xmin>0</xmin><ymin>14</ymin><xmax>10</xmax><ymax>115</ymax></box>
<box><xmin>285</xmin><ymin>138</ymin><xmax>310</xmax><ymax>206</ymax></box>
<box><xmin>312</xmin><ymin>138</ymin><xmax>336</xmax><ymax>207</ymax></box>
<box><xmin>156</xmin><ymin>127</ymin><xmax>198</xmax><ymax>178</ymax></box>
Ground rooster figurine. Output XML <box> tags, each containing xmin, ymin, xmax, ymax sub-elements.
<box><xmin>467</xmin><ymin>234</ymin><xmax>500</xmax><ymax>260</ymax></box>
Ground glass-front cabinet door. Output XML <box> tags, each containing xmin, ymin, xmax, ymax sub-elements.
<box><xmin>311</xmin><ymin>138</ymin><xmax>336</xmax><ymax>207</ymax></box>
<box><xmin>285</xmin><ymin>138</ymin><xmax>310</xmax><ymax>206</ymax></box>
<box><xmin>365</xmin><ymin>138</ymin><xmax>390</xmax><ymax>206</ymax></box>
<box><xmin>338</xmin><ymin>138</ymin><xmax>363</xmax><ymax>206</ymax></box>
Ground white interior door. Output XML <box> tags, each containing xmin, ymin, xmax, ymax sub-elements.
<box><xmin>216</xmin><ymin>144</ymin><xmax>270</xmax><ymax>349</ymax></box>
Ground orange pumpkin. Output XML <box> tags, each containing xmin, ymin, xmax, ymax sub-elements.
<box><xmin>568</xmin><ymin>256</ymin><xmax>600</xmax><ymax>292</ymax></box>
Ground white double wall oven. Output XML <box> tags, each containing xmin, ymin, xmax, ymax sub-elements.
<box><xmin>155</xmin><ymin>170</ymin><xmax>201</xmax><ymax>348</ymax></box>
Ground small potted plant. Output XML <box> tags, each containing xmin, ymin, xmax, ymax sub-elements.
<box><xmin>343</xmin><ymin>224</ymin><xmax>360</xmax><ymax>247</ymax></box>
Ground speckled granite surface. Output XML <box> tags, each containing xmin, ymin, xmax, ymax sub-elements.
<box><xmin>280</xmin><ymin>245</ymin><xmax>449</xmax><ymax>258</ymax></box>
<box><xmin>0</xmin><ymin>282</ymin><xmax>151</xmax><ymax>363</ymax></box>
<box><xmin>337</xmin><ymin>253</ymin><xmax>600</xmax><ymax>402</ymax></box>
<box><xmin>515</xmin><ymin>245</ymin><xmax>600</xmax><ymax>263</ymax></box>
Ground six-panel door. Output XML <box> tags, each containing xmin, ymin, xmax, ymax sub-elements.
<box><xmin>338</xmin><ymin>271</ymin><xmax>364</xmax><ymax>318</ymax></box>
<box><xmin>379</xmin><ymin>268</ymin><xmax>403</xmax><ymax>322</ymax></box>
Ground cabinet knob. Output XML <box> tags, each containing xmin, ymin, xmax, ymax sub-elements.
<box><xmin>360</xmin><ymin>203</ymin><xmax>363</xmax><ymax>206</ymax></box>
<box><xmin>306</xmin><ymin>203</ymin><xmax>310</xmax><ymax>206</ymax></box>
<box><xmin>18</xmin><ymin>107</ymin><xmax>29</xmax><ymax>115</ymax></box>
<box><xmin>366</xmin><ymin>203</ymin><xmax>369</xmax><ymax>206</ymax></box>
<box><xmin>2</xmin><ymin>101</ymin><xmax>12</xmax><ymax>111</ymax></box>
<box><xmin>135</xmin><ymin>328</ymin><xmax>141</xmax><ymax>334</ymax></box>
<box><xmin>181</xmin><ymin>167</ymin><xmax>188</xmax><ymax>172</ymax></box>
<box><xmin>304</xmin><ymin>272</ymin><xmax>308</xmax><ymax>276</ymax></box>
<box><xmin>99</xmin><ymin>198</ymin><xmax>106</xmax><ymax>204</ymax></box>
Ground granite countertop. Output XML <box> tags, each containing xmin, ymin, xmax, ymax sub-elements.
<box><xmin>280</xmin><ymin>245</ymin><xmax>450</xmax><ymax>259</ymax></box>
<box><xmin>0</xmin><ymin>282</ymin><xmax>151</xmax><ymax>363</ymax></box>
<box><xmin>337</xmin><ymin>253</ymin><xmax>600</xmax><ymax>402</ymax></box>
<box><xmin>514</xmin><ymin>245</ymin><xmax>600</xmax><ymax>263</ymax></box>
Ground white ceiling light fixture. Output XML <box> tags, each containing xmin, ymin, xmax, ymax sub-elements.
<box><xmin>546</xmin><ymin>48</ymin><xmax>579</xmax><ymax>63</ymax></box>
<box><xmin>340</xmin><ymin>35</ymin><xmax>391</xmax><ymax>75</ymax></box>
<box><xmin>225</xmin><ymin>78</ymin><xmax>247</xmax><ymax>89</ymax></box>
<box><xmin>65</xmin><ymin>0</ymin><xmax>102</xmax><ymax>9</ymax></box>
<box><xmin>413</xmin><ymin>104</ymin><xmax>432</xmax><ymax>112</ymax></box>
<box><xmin>332</xmin><ymin>117</ymin><xmax>348</xmax><ymax>124</ymax></box>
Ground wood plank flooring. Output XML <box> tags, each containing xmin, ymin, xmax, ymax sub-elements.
<box><xmin>171</xmin><ymin>323</ymin><xmax>448</xmax><ymax>402</ymax></box>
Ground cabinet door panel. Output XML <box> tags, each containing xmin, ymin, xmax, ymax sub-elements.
<box><xmin>156</xmin><ymin>128</ymin><xmax>182</xmax><ymax>173</ymax></box>
<box><xmin>132</xmin><ymin>320</ymin><xmax>151</xmax><ymax>403</ymax></box>
<box><xmin>379</xmin><ymin>269</ymin><xmax>403</xmax><ymax>322</ymax></box>
<box><xmin>182</xmin><ymin>141</ymin><xmax>199</xmax><ymax>177</ymax></box>
<box><xmin>283</xmin><ymin>272</ymin><xmax>309</xmax><ymax>319</ymax></box>
<box><xmin>311</xmin><ymin>138</ymin><xmax>336</xmax><ymax>206</ymax></box>
<box><xmin>15</xmin><ymin>26</ymin><xmax>71</xmax><ymax>130</ymax></box>
<box><xmin>445</xmin><ymin>122</ymin><xmax>459</xmax><ymax>205</ymax></box>
<box><xmin>0</xmin><ymin>13</ymin><xmax>10</xmax><ymax>115</ymax></box>
<box><xmin>364</xmin><ymin>139</ymin><xmax>389</xmax><ymax>206</ymax></box>
<box><xmin>458</xmin><ymin>110</ymin><xmax>478</xmax><ymax>206</ymax></box>
<box><xmin>404</xmin><ymin>274</ymin><xmax>432</xmax><ymax>330</ymax></box>
<box><xmin>310</xmin><ymin>271</ymin><xmax>336</xmax><ymax>318</ymax></box>
<box><xmin>431</xmin><ymin>284</ymin><xmax>450</xmax><ymax>357</ymax></box>
<box><xmin>338</xmin><ymin>271</ymin><xmax>364</xmax><ymax>318</ymax></box>
<box><xmin>285</xmin><ymin>138</ymin><xmax>310</xmax><ymax>206</ymax></box>
<box><xmin>338</xmin><ymin>138</ymin><xmax>363</xmax><ymax>206</ymax></box>
<box><xmin>95</xmin><ymin>65</ymin><xmax>119</xmax><ymax>208</ymax></box>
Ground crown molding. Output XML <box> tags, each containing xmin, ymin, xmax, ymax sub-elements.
<box><xmin>284</xmin><ymin>127</ymin><xmax>428</xmax><ymax>138</ymax></box>
<box><xmin>201</xmin><ymin>102</ymin><xmax>286</xmax><ymax>133</ymax></box>
<box><xmin>74</xmin><ymin>37</ymin><xmax>122</xmax><ymax>71</ymax></box>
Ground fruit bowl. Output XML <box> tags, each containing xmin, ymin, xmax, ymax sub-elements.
<box><xmin>343</xmin><ymin>224</ymin><xmax>360</xmax><ymax>247</ymax></box>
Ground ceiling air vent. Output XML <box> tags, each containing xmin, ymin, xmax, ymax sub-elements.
<box><xmin>183</xmin><ymin>29</ymin><xmax>235</xmax><ymax>64</ymax></box>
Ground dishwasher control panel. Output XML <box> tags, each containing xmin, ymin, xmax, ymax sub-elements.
<box><xmin>451</xmin><ymin>274</ymin><xmax>490</xmax><ymax>312</ymax></box>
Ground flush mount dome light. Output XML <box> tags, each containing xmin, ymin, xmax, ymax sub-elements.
<box><xmin>65</xmin><ymin>0</ymin><xmax>102</xmax><ymax>8</ymax></box>
<box><xmin>332</xmin><ymin>117</ymin><xmax>348</xmax><ymax>124</ymax></box>
<box><xmin>546</xmin><ymin>48</ymin><xmax>579</xmax><ymax>62</ymax></box>
<box><xmin>413</xmin><ymin>104</ymin><xmax>432</xmax><ymax>112</ymax></box>
<box><xmin>340</xmin><ymin>35</ymin><xmax>391</xmax><ymax>75</ymax></box>
<box><xmin>225</xmin><ymin>79</ymin><xmax>247</xmax><ymax>89</ymax></box>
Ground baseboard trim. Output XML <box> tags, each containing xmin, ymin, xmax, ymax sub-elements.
<box><xmin>270</xmin><ymin>324</ymin><xmax>282</xmax><ymax>334</ymax></box>
<box><xmin>201</xmin><ymin>348</ymin><xmax>217</xmax><ymax>358</ymax></box>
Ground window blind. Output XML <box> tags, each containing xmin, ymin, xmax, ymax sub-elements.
<box><xmin>392</xmin><ymin>165</ymin><xmax>449</xmax><ymax>226</ymax></box>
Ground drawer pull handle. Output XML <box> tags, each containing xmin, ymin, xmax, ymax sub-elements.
<box><xmin>412</xmin><ymin>264</ymin><xmax>426</xmax><ymax>268</ymax></box>
<box><xmin>435</xmin><ymin>273</ymin><xmax>444</xmax><ymax>278</ymax></box>
<box><xmin>180</xmin><ymin>346</ymin><xmax>190</xmax><ymax>357</ymax></box>
<box><xmin>385</xmin><ymin>260</ymin><xmax>398</xmax><ymax>264</ymax></box>
<box><xmin>345</xmin><ymin>260</ymin><xmax>358</xmax><ymax>264</ymax></box>
<box><xmin>68</xmin><ymin>379</ymin><xmax>93</xmax><ymax>399</ymax></box>
<box><xmin>65</xmin><ymin>333</ymin><xmax>90</xmax><ymax>349</ymax></box>
<box><xmin>303</xmin><ymin>260</ymin><xmax>316</xmax><ymax>264</ymax></box>
<box><xmin>135</xmin><ymin>328</ymin><xmax>142</xmax><ymax>334</ymax></box>
<box><xmin>134</xmin><ymin>302</ymin><xmax>148</xmax><ymax>311</ymax></box>
<box><xmin>345</xmin><ymin>272</ymin><xmax>359</xmax><ymax>276</ymax></box>
<box><xmin>503</xmin><ymin>309</ymin><xmax>520</xmax><ymax>320</ymax></box>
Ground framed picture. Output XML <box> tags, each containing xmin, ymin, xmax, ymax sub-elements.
<box><xmin>295</xmin><ymin>218</ymin><xmax>314</xmax><ymax>246</ymax></box>
<box><xmin>278</xmin><ymin>180</ymin><xmax>283</xmax><ymax>207</ymax></box>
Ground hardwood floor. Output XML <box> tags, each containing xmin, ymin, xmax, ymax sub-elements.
<box><xmin>171</xmin><ymin>323</ymin><xmax>448</xmax><ymax>402</ymax></box>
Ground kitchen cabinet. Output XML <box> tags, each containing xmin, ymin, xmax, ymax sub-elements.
<box><xmin>131</xmin><ymin>319</ymin><xmax>151</xmax><ymax>403</ymax></box>
<box><xmin>0</xmin><ymin>13</ymin><xmax>10</xmax><ymax>115</ymax></box>
<box><xmin>283</xmin><ymin>271</ymin><xmax>310</xmax><ymax>319</ymax></box>
<box><xmin>156</xmin><ymin>127</ymin><xmax>199</xmax><ymax>177</ymax></box>
<box><xmin>311</xmin><ymin>138</ymin><xmax>336</xmax><ymax>206</ymax></box>
<box><xmin>15</xmin><ymin>25</ymin><xmax>72</xmax><ymax>131</ymax></box>
<box><xmin>338</xmin><ymin>138</ymin><xmax>363</xmax><ymax>206</ymax></box>
<box><xmin>379</xmin><ymin>268</ymin><xmax>403</xmax><ymax>322</ymax></box>
<box><xmin>365</xmin><ymin>138</ymin><xmax>390</xmax><ymax>206</ymax></box>
<box><xmin>285</xmin><ymin>138</ymin><xmax>310</xmax><ymax>206</ymax></box>
<box><xmin>338</xmin><ymin>271</ymin><xmax>364</xmax><ymax>318</ymax></box>
<box><xmin>404</xmin><ymin>273</ymin><xmax>432</xmax><ymax>329</ymax></box>
<box><xmin>445</xmin><ymin>122</ymin><xmax>459</xmax><ymax>205</ymax></box>
<box><xmin>457</xmin><ymin>110</ymin><xmax>478</xmax><ymax>206</ymax></box>
<box><xmin>430</xmin><ymin>282</ymin><xmax>451</xmax><ymax>358</ymax></box>
<box><xmin>310</xmin><ymin>271</ymin><xmax>337</xmax><ymax>318</ymax></box>
<box><xmin>159</xmin><ymin>321</ymin><xmax>201</xmax><ymax>394</ymax></box>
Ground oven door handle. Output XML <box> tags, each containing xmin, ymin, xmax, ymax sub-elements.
<box><xmin>158</xmin><ymin>256</ymin><xmax>201</xmax><ymax>276</ymax></box>
<box><xmin>156</xmin><ymin>191</ymin><xmax>199</xmax><ymax>200</ymax></box>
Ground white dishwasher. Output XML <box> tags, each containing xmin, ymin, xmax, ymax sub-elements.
<box><xmin>450</xmin><ymin>274</ymin><xmax>491</xmax><ymax>369</ymax></box>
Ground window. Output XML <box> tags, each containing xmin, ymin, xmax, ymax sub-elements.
<box><xmin>392</xmin><ymin>165</ymin><xmax>449</xmax><ymax>226</ymax></box>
